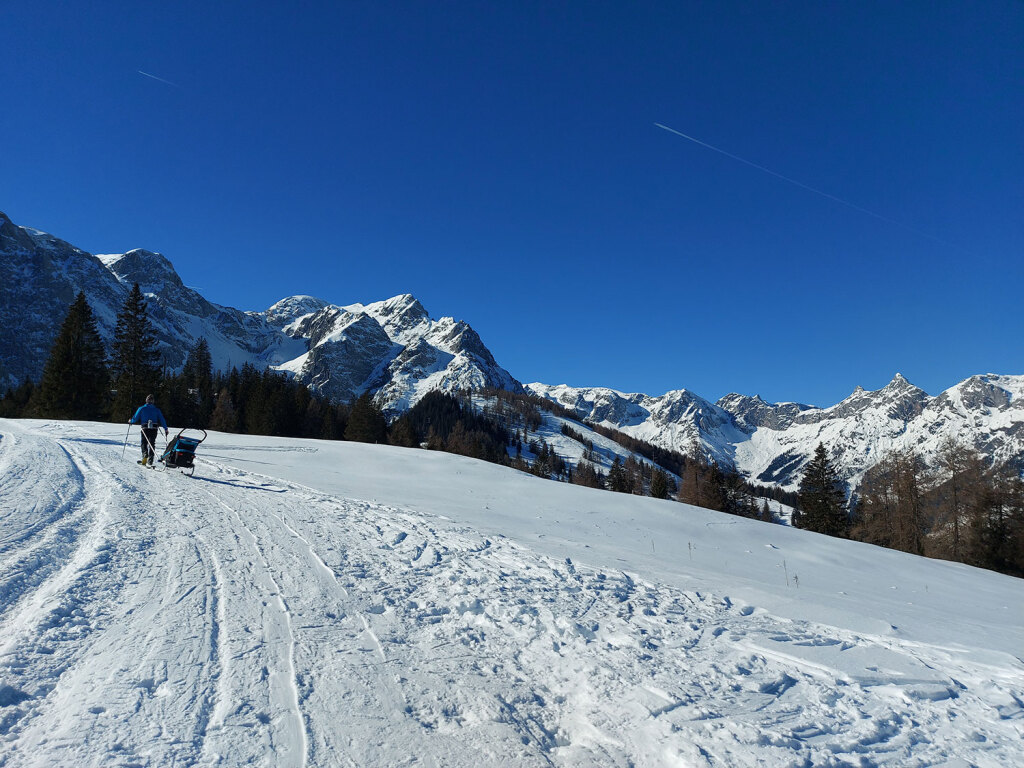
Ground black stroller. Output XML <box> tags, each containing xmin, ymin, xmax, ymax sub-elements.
<box><xmin>159</xmin><ymin>428</ymin><xmax>207</xmax><ymax>476</ymax></box>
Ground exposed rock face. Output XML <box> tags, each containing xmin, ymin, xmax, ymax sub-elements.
<box><xmin>716</xmin><ymin>394</ymin><xmax>812</xmax><ymax>432</ymax></box>
<box><xmin>270</xmin><ymin>294</ymin><xmax>523</xmax><ymax>412</ymax></box>
<box><xmin>0</xmin><ymin>211</ymin><xmax>127</xmax><ymax>386</ymax></box>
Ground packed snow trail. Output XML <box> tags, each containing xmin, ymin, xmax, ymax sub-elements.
<box><xmin>0</xmin><ymin>420</ymin><xmax>1022</xmax><ymax>767</ymax></box>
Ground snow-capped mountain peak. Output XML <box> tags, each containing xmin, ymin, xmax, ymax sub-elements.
<box><xmin>716</xmin><ymin>393</ymin><xmax>813</xmax><ymax>432</ymax></box>
<box><xmin>264</xmin><ymin>295</ymin><xmax>330</xmax><ymax>328</ymax></box>
<box><xmin>533</xmin><ymin>372</ymin><xmax>1024</xmax><ymax>494</ymax></box>
<box><xmin>360</xmin><ymin>293</ymin><xmax>432</xmax><ymax>345</ymax></box>
<box><xmin>265</xmin><ymin>292</ymin><xmax>520</xmax><ymax>409</ymax></box>
<box><xmin>806</xmin><ymin>373</ymin><xmax>930</xmax><ymax>424</ymax></box>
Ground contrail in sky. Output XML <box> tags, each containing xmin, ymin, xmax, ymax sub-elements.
<box><xmin>138</xmin><ymin>70</ymin><xmax>181</xmax><ymax>88</ymax></box>
<box><xmin>654</xmin><ymin>122</ymin><xmax>967</xmax><ymax>253</ymax></box>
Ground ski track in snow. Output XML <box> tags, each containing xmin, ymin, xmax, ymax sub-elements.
<box><xmin>0</xmin><ymin>419</ymin><xmax>1022</xmax><ymax>767</ymax></box>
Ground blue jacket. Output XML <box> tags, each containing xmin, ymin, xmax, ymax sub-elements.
<box><xmin>130</xmin><ymin>403</ymin><xmax>168</xmax><ymax>430</ymax></box>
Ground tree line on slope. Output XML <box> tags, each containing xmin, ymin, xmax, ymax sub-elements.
<box><xmin>794</xmin><ymin>442</ymin><xmax>1024</xmax><ymax>577</ymax></box>
<box><xmin>0</xmin><ymin>289</ymin><xmax>352</xmax><ymax>439</ymax></box>
<box><xmin>475</xmin><ymin>388</ymin><xmax>793</xmax><ymax>519</ymax></box>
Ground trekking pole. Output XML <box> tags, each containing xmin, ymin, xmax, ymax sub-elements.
<box><xmin>121</xmin><ymin>422</ymin><xmax>132</xmax><ymax>459</ymax></box>
<box><xmin>142</xmin><ymin>429</ymin><xmax>157</xmax><ymax>467</ymax></box>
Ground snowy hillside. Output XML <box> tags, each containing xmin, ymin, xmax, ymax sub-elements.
<box><xmin>525</xmin><ymin>384</ymin><xmax>747</xmax><ymax>470</ymax></box>
<box><xmin>2</xmin><ymin>418</ymin><xmax>1021</xmax><ymax>767</ymax></box>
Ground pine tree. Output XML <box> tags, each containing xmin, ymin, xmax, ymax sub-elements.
<box><xmin>607</xmin><ymin>456</ymin><xmax>630</xmax><ymax>493</ymax></box>
<box><xmin>700</xmin><ymin>462</ymin><xmax>728</xmax><ymax>512</ymax></box>
<box><xmin>182</xmin><ymin>337</ymin><xmax>213</xmax><ymax>389</ymax></box>
<box><xmin>344</xmin><ymin>392</ymin><xmax>388</xmax><ymax>443</ymax></box>
<box><xmin>181</xmin><ymin>337</ymin><xmax>215</xmax><ymax>426</ymax></box>
<box><xmin>0</xmin><ymin>378</ymin><xmax>36</xmax><ymax>418</ymax></box>
<box><xmin>209</xmin><ymin>388</ymin><xmax>238</xmax><ymax>432</ymax></box>
<box><xmin>721</xmin><ymin>469</ymin><xmax>754</xmax><ymax>517</ymax></box>
<box><xmin>650</xmin><ymin>468</ymin><xmax>669</xmax><ymax>499</ymax></box>
<box><xmin>796</xmin><ymin>443</ymin><xmax>849</xmax><ymax>536</ymax></box>
<box><xmin>109</xmin><ymin>284</ymin><xmax>161</xmax><ymax>420</ymax></box>
<box><xmin>572</xmin><ymin>460</ymin><xmax>604</xmax><ymax>488</ymax></box>
<box><xmin>36</xmin><ymin>292</ymin><xmax>110</xmax><ymax>420</ymax></box>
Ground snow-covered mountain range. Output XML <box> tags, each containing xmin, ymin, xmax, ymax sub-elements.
<box><xmin>2</xmin><ymin>210</ymin><xmax>1021</xmax><ymax>491</ymax></box>
<box><xmin>0</xmin><ymin>211</ymin><xmax>521</xmax><ymax>414</ymax></box>
<box><xmin>528</xmin><ymin>373</ymin><xmax>1024</xmax><ymax>491</ymax></box>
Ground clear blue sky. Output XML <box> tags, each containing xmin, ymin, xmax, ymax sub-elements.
<box><xmin>3</xmin><ymin>1</ymin><xmax>1022</xmax><ymax>406</ymax></box>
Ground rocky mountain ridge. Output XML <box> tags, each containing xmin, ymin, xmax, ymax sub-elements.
<box><xmin>0</xmin><ymin>211</ymin><xmax>520</xmax><ymax>412</ymax></box>
<box><xmin>528</xmin><ymin>373</ymin><xmax>1024</xmax><ymax>492</ymax></box>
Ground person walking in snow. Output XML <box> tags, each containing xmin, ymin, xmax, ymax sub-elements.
<box><xmin>130</xmin><ymin>394</ymin><xmax>168</xmax><ymax>466</ymax></box>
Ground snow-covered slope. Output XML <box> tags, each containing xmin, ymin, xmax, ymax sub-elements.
<box><xmin>476</xmin><ymin>393</ymin><xmax>677</xmax><ymax>483</ymax></box>
<box><xmin>529</xmin><ymin>375</ymin><xmax>1024</xmax><ymax>492</ymax></box>
<box><xmin>1</xmin><ymin>418</ymin><xmax>1021</xmax><ymax>766</ymax></box>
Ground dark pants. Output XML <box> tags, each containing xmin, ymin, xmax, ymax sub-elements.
<box><xmin>141</xmin><ymin>428</ymin><xmax>159</xmax><ymax>461</ymax></box>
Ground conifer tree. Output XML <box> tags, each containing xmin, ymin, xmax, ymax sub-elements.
<box><xmin>650</xmin><ymin>468</ymin><xmax>669</xmax><ymax>499</ymax></box>
<box><xmin>967</xmin><ymin>464</ymin><xmax>1024</xmax><ymax>576</ymax></box>
<box><xmin>0</xmin><ymin>378</ymin><xmax>36</xmax><ymax>418</ymax></box>
<box><xmin>700</xmin><ymin>462</ymin><xmax>728</xmax><ymax>512</ymax></box>
<box><xmin>181</xmin><ymin>337</ymin><xmax>215</xmax><ymax>425</ymax></box>
<box><xmin>851</xmin><ymin>449</ymin><xmax>924</xmax><ymax>553</ymax></box>
<box><xmin>607</xmin><ymin>456</ymin><xmax>630</xmax><ymax>493</ymax></box>
<box><xmin>209</xmin><ymin>388</ymin><xmax>238</xmax><ymax>432</ymax></box>
<box><xmin>677</xmin><ymin>458</ymin><xmax>701</xmax><ymax>506</ymax></box>
<box><xmin>36</xmin><ymin>292</ymin><xmax>109</xmax><ymax>420</ymax></box>
<box><xmin>344</xmin><ymin>391</ymin><xmax>388</xmax><ymax>443</ymax></box>
<box><xmin>109</xmin><ymin>284</ymin><xmax>161</xmax><ymax>419</ymax></box>
<box><xmin>388</xmin><ymin>416</ymin><xmax>418</xmax><ymax>447</ymax></box>
<box><xmin>932</xmin><ymin>438</ymin><xmax>985</xmax><ymax>562</ymax></box>
<box><xmin>795</xmin><ymin>443</ymin><xmax>849</xmax><ymax>536</ymax></box>
<box><xmin>572</xmin><ymin>460</ymin><xmax>604</xmax><ymax>489</ymax></box>
<box><xmin>721</xmin><ymin>469</ymin><xmax>755</xmax><ymax>517</ymax></box>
